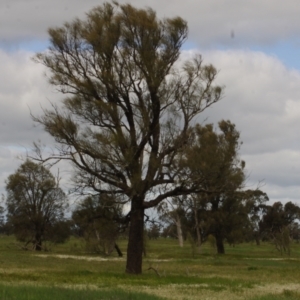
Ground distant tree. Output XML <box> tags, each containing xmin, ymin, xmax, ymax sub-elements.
<box><xmin>72</xmin><ymin>195</ymin><xmax>124</xmax><ymax>256</ymax></box>
<box><xmin>0</xmin><ymin>205</ymin><xmax>6</xmax><ymax>234</ymax></box>
<box><xmin>260</xmin><ymin>202</ymin><xmax>300</xmax><ymax>237</ymax></box>
<box><xmin>48</xmin><ymin>220</ymin><xmax>72</xmax><ymax>244</ymax></box>
<box><xmin>0</xmin><ymin>204</ymin><xmax>13</xmax><ymax>236</ymax></box>
<box><xmin>33</xmin><ymin>2</ymin><xmax>222</xmax><ymax>273</ymax></box>
<box><xmin>260</xmin><ymin>201</ymin><xmax>300</xmax><ymax>254</ymax></box>
<box><xmin>5</xmin><ymin>160</ymin><xmax>68</xmax><ymax>250</ymax></box>
<box><xmin>244</xmin><ymin>189</ymin><xmax>269</xmax><ymax>245</ymax></box>
<box><xmin>158</xmin><ymin>197</ymin><xmax>189</xmax><ymax>247</ymax></box>
<box><xmin>161</xmin><ymin>223</ymin><xmax>178</xmax><ymax>239</ymax></box>
<box><xmin>290</xmin><ymin>222</ymin><xmax>300</xmax><ymax>243</ymax></box>
<box><xmin>147</xmin><ymin>223</ymin><xmax>161</xmax><ymax>240</ymax></box>
<box><xmin>0</xmin><ymin>206</ymin><xmax>4</xmax><ymax>223</ymax></box>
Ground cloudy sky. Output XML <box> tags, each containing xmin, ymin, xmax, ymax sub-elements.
<box><xmin>1</xmin><ymin>0</ymin><xmax>300</xmax><ymax>206</ymax></box>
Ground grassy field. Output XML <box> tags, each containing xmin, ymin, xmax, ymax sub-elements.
<box><xmin>0</xmin><ymin>236</ymin><xmax>300</xmax><ymax>299</ymax></box>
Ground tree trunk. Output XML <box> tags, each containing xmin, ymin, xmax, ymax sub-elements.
<box><xmin>215</xmin><ymin>232</ymin><xmax>225</xmax><ymax>254</ymax></box>
<box><xmin>254</xmin><ymin>233</ymin><xmax>260</xmax><ymax>246</ymax></box>
<box><xmin>193</xmin><ymin>205</ymin><xmax>201</xmax><ymax>253</ymax></box>
<box><xmin>126</xmin><ymin>200</ymin><xmax>144</xmax><ymax>274</ymax></box>
<box><xmin>115</xmin><ymin>243</ymin><xmax>123</xmax><ymax>257</ymax></box>
<box><xmin>175</xmin><ymin>212</ymin><xmax>184</xmax><ymax>247</ymax></box>
<box><xmin>35</xmin><ymin>233</ymin><xmax>42</xmax><ymax>251</ymax></box>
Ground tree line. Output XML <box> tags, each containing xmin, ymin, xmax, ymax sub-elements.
<box><xmin>2</xmin><ymin>122</ymin><xmax>299</xmax><ymax>258</ymax></box>
<box><xmin>1</xmin><ymin>2</ymin><xmax>299</xmax><ymax>274</ymax></box>
<box><xmin>153</xmin><ymin>195</ymin><xmax>300</xmax><ymax>256</ymax></box>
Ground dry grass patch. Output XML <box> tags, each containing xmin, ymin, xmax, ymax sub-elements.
<box><xmin>120</xmin><ymin>282</ymin><xmax>300</xmax><ymax>300</ymax></box>
<box><xmin>35</xmin><ymin>254</ymin><xmax>125</xmax><ymax>262</ymax></box>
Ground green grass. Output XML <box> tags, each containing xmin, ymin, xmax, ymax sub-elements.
<box><xmin>0</xmin><ymin>284</ymin><xmax>165</xmax><ymax>300</ymax></box>
<box><xmin>1</xmin><ymin>235</ymin><xmax>300</xmax><ymax>299</ymax></box>
<box><xmin>252</xmin><ymin>289</ymin><xmax>300</xmax><ymax>300</ymax></box>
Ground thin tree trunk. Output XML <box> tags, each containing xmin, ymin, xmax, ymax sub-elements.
<box><xmin>126</xmin><ymin>199</ymin><xmax>144</xmax><ymax>274</ymax></box>
<box><xmin>254</xmin><ymin>233</ymin><xmax>260</xmax><ymax>246</ymax></box>
<box><xmin>193</xmin><ymin>204</ymin><xmax>201</xmax><ymax>253</ymax></box>
<box><xmin>175</xmin><ymin>212</ymin><xmax>184</xmax><ymax>247</ymax></box>
<box><xmin>215</xmin><ymin>232</ymin><xmax>225</xmax><ymax>254</ymax></box>
<box><xmin>94</xmin><ymin>221</ymin><xmax>100</xmax><ymax>241</ymax></box>
<box><xmin>35</xmin><ymin>233</ymin><xmax>42</xmax><ymax>251</ymax></box>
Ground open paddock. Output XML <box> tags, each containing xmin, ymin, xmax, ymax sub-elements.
<box><xmin>0</xmin><ymin>236</ymin><xmax>300</xmax><ymax>299</ymax></box>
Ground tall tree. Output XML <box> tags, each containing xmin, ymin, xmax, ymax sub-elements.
<box><xmin>33</xmin><ymin>2</ymin><xmax>222</xmax><ymax>273</ymax></box>
<box><xmin>5</xmin><ymin>160</ymin><xmax>68</xmax><ymax>250</ymax></box>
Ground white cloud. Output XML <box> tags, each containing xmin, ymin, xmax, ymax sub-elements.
<box><xmin>191</xmin><ymin>49</ymin><xmax>300</xmax><ymax>156</ymax></box>
<box><xmin>0</xmin><ymin>49</ymin><xmax>69</xmax><ymax>196</ymax></box>
<box><xmin>257</xmin><ymin>183</ymin><xmax>300</xmax><ymax>205</ymax></box>
<box><xmin>244</xmin><ymin>150</ymin><xmax>300</xmax><ymax>187</ymax></box>
<box><xmin>0</xmin><ymin>49</ymin><xmax>62</xmax><ymax>146</ymax></box>
<box><xmin>1</xmin><ymin>0</ymin><xmax>300</xmax><ymax>48</ymax></box>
